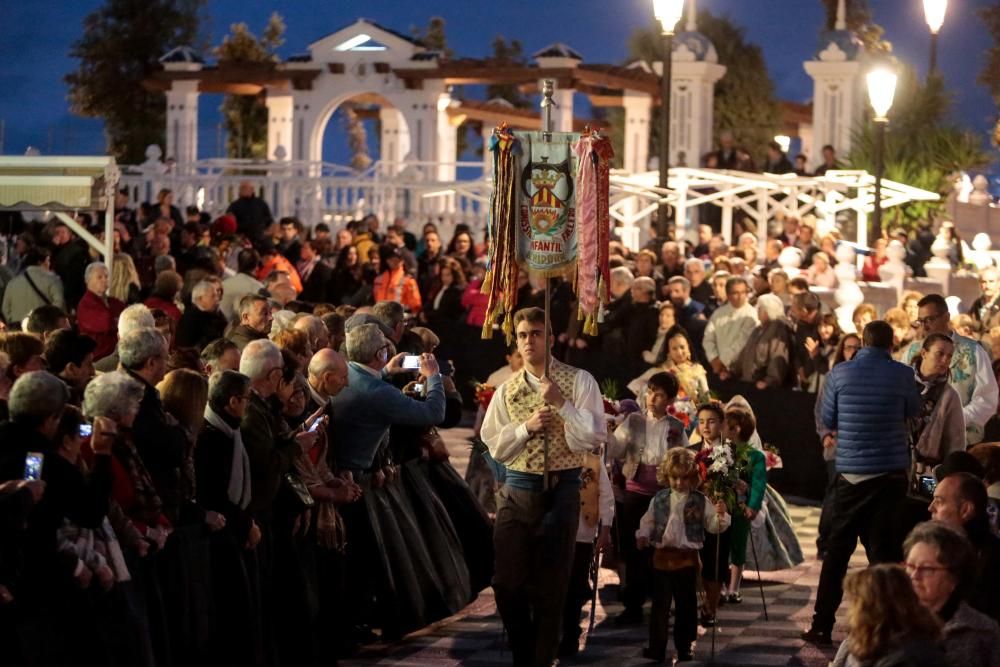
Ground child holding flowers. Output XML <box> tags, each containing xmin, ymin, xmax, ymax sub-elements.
<box><xmin>692</xmin><ymin>402</ymin><xmax>732</xmax><ymax>626</ymax></box>
<box><xmin>721</xmin><ymin>406</ymin><xmax>767</xmax><ymax>604</ymax></box>
<box><xmin>635</xmin><ymin>447</ymin><xmax>730</xmax><ymax>663</ymax></box>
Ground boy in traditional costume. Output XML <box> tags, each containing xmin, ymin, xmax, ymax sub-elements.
<box><xmin>636</xmin><ymin>447</ymin><xmax>730</xmax><ymax>662</ymax></box>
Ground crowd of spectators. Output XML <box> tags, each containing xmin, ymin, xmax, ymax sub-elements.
<box><xmin>1</xmin><ymin>175</ymin><xmax>999</xmax><ymax>665</ymax></box>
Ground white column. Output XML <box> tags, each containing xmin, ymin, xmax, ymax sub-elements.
<box><xmin>379</xmin><ymin>107</ymin><xmax>410</xmax><ymax>175</ymax></box>
<box><xmin>622</xmin><ymin>91</ymin><xmax>652</xmax><ymax>173</ymax></box>
<box><xmin>803</xmin><ymin>58</ymin><xmax>864</xmax><ymax>171</ymax></box>
<box><xmin>553</xmin><ymin>87</ymin><xmax>574</xmax><ymax>133</ymax></box>
<box><xmin>165</xmin><ymin>80</ymin><xmax>199</xmax><ymax>164</ymax></box>
<box><xmin>436</xmin><ymin>92</ymin><xmax>458</xmax><ymax>183</ymax></box>
<box><xmin>265</xmin><ymin>91</ymin><xmax>294</xmax><ymax>162</ymax></box>
<box><xmin>668</xmin><ymin>61</ymin><xmax>726</xmax><ymax>167</ymax></box>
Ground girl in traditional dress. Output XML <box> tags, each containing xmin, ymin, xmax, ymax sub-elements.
<box><xmin>724</xmin><ymin>397</ymin><xmax>804</xmax><ymax>600</ymax></box>
<box><xmin>630</xmin><ymin>325</ymin><xmax>710</xmax><ymax>408</ymax></box>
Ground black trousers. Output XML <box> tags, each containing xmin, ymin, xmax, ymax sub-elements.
<box><xmin>493</xmin><ymin>482</ymin><xmax>580</xmax><ymax>667</ymax></box>
<box><xmin>812</xmin><ymin>473</ymin><xmax>907</xmax><ymax>632</ymax></box>
<box><xmin>619</xmin><ymin>490</ymin><xmax>655</xmax><ymax>613</ymax></box>
<box><xmin>648</xmin><ymin>567</ymin><xmax>698</xmax><ymax>658</ymax></box>
<box><xmin>561</xmin><ymin>541</ymin><xmax>595</xmax><ymax>647</ymax></box>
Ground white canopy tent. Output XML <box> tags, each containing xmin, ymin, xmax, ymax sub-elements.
<box><xmin>0</xmin><ymin>155</ymin><xmax>120</xmax><ymax>275</ymax></box>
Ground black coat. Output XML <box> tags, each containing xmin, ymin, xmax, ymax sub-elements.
<box><xmin>175</xmin><ymin>306</ymin><xmax>228</xmax><ymax>350</ymax></box>
<box><xmin>195</xmin><ymin>423</ymin><xmax>254</xmax><ymax>544</ymax></box>
<box><xmin>52</xmin><ymin>239</ymin><xmax>90</xmax><ymax>309</ymax></box>
<box><xmin>226</xmin><ymin>196</ymin><xmax>273</xmax><ymax>243</ymax></box>
<box><xmin>127</xmin><ymin>372</ymin><xmax>189</xmax><ymax>523</ymax></box>
<box><xmin>298</xmin><ymin>261</ymin><xmax>333</xmax><ymax>305</ymax></box>
<box><xmin>241</xmin><ymin>393</ymin><xmax>299</xmax><ymax>517</ymax></box>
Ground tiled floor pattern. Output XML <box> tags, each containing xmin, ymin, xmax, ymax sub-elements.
<box><xmin>345</xmin><ymin>428</ymin><xmax>865</xmax><ymax>666</ymax></box>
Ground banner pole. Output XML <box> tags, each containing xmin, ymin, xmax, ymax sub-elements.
<box><xmin>540</xmin><ymin>79</ymin><xmax>555</xmax><ymax>491</ymax></box>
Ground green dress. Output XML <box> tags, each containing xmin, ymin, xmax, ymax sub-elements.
<box><xmin>728</xmin><ymin>445</ymin><xmax>766</xmax><ymax>567</ymax></box>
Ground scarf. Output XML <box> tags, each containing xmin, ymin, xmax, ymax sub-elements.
<box><xmin>292</xmin><ymin>431</ymin><xmax>346</xmax><ymax>552</ymax></box>
<box><xmin>910</xmin><ymin>360</ymin><xmax>949</xmax><ymax>458</ymax></box>
<box><xmin>203</xmin><ymin>405</ymin><xmax>252</xmax><ymax>510</ymax></box>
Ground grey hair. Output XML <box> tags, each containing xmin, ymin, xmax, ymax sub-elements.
<box><xmin>238</xmin><ymin>293</ymin><xmax>268</xmax><ymax>317</ymax></box>
<box><xmin>118</xmin><ymin>327</ymin><xmax>167</xmax><ymax>370</ymax></box>
<box><xmin>83</xmin><ymin>371</ymin><xmax>144</xmax><ymax>423</ymax></box>
<box><xmin>240</xmin><ymin>339</ymin><xmax>282</xmax><ymax>381</ymax></box>
<box><xmin>191</xmin><ymin>280</ymin><xmax>216</xmax><ymax>302</ymax></box>
<box><xmin>372</xmin><ymin>301</ymin><xmax>404</xmax><ymax>329</ymax></box>
<box><xmin>903</xmin><ymin>521</ymin><xmax>976</xmax><ymax>592</ymax></box>
<box><xmin>684</xmin><ymin>257</ymin><xmax>705</xmax><ymax>272</ymax></box>
<box><xmin>270</xmin><ymin>310</ymin><xmax>297</xmax><ymax>337</ymax></box>
<box><xmin>208</xmin><ymin>370</ymin><xmax>250</xmax><ymax>413</ymax></box>
<box><xmin>756</xmin><ymin>293</ymin><xmax>785</xmax><ymax>321</ymax></box>
<box><xmin>118</xmin><ymin>304</ymin><xmax>155</xmax><ymax>336</ymax></box>
<box><xmin>632</xmin><ymin>276</ymin><xmax>656</xmax><ymax>295</ymax></box>
<box><xmin>154</xmin><ymin>255</ymin><xmax>176</xmax><ymax>274</ymax></box>
<box><xmin>345</xmin><ymin>323</ymin><xmax>386</xmax><ymax>364</ymax></box>
<box><xmin>84</xmin><ymin>262</ymin><xmax>108</xmax><ymax>284</ymax></box>
<box><xmin>8</xmin><ymin>371</ymin><xmax>68</xmax><ymax>422</ymax></box>
<box><xmin>610</xmin><ymin>266</ymin><xmax>634</xmax><ymax>286</ymax></box>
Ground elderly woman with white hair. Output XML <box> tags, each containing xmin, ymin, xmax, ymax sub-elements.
<box><xmin>77</xmin><ymin>261</ymin><xmax>126</xmax><ymax>361</ymax></box>
<box><xmin>731</xmin><ymin>293</ymin><xmax>796</xmax><ymax>389</ymax></box>
<box><xmin>83</xmin><ymin>371</ymin><xmax>172</xmax><ymax>549</ymax></box>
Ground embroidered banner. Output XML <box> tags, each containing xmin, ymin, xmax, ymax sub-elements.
<box><xmin>516</xmin><ymin>132</ymin><xmax>579</xmax><ymax>277</ymax></box>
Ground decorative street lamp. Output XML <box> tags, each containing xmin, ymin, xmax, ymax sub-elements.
<box><xmin>866</xmin><ymin>66</ymin><xmax>898</xmax><ymax>241</ymax></box>
<box><xmin>923</xmin><ymin>0</ymin><xmax>948</xmax><ymax>75</ymax></box>
<box><xmin>653</xmin><ymin>0</ymin><xmax>684</xmax><ymax>232</ymax></box>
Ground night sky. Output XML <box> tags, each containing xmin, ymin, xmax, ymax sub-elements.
<box><xmin>1</xmin><ymin>0</ymin><xmax>997</xmax><ymax>165</ymax></box>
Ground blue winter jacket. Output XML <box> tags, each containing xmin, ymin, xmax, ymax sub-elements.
<box><xmin>821</xmin><ymin>347</ymin><xmax>920</xmax><ymax>475</ymax></box>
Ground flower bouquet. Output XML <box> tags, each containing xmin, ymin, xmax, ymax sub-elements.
<box><xmin>473</xmin><ymin>383</ymin><xmax>496</xmax><ymax>411</ymax></box>
<box><xmin>694</xmin><ymin>441</ymin><xmax>740</xmax><ymax>512</ymax></box>
<box><xmin>762</xmin><ymin>443</ymin><xmax>783</xmax><ymax>471</ymax></box>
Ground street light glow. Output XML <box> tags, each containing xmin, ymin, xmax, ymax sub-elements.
<box><xmin>923</xmin><ymin>0</ymin><xmax>948</xmax><ymax>34</ymax></box>
<box><xmin>866</xmin><ymin>68</ymin><xmax>898</xmax><ymax>121</ymax></box>
<box><xmin>653</xmin><ymin>0</ymin><xmax>685</xmax><ymax>34</ymax></box>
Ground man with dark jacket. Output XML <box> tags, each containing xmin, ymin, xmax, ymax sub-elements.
<box><xmin>49</xmin><ymin>223</ymin><xmax>90</xmax><ymax>310</ymax></box>
<box><xmin>227</xmin><ymin>294</ymin><xmax>273</xmax><ymax>352</ymax></box>
<box><xmin>175</xmin><ymin>280</ymin><xmax>228</xmax><ymax>350</ymax></box>
<box><xmin>802</xmin><ymin>321</ymin><xmax>921</xmax><ymax>645</ymax></box>
<box><xmin>226</xmin><ymin>181</ymin><xmax>273</xmax><ymax>244</ymax></box>
<box><xmin>603</xmin><ymin>276</ymin><xmax>661</xmax><ymax>384</ymax></box>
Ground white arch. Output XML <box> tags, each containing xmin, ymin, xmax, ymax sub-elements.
<box><xmin>305</xmin><ymin>90</ymin><xmax>413</xmax><ymax>164</ymax></box>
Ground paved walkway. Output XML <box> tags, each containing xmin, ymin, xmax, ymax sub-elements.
<box><xmin>345</xmin><ymin>428</ymin><xmax>863</xmax><ymax>666</ymax></box>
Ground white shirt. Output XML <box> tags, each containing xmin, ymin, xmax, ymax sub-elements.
<box><xmin>610</xmin><ymin>413</ymin><xmax>689</xmax><ymax>465</ymax></box>
<box><xmin>636</xmin><ymin>490</ymin><xmax>730</xmax><ymax>549</ymax></box>
<box><xmin>576</xmin><ymin>462</ymin><xmax>616</xmax><ymax>543</ymax></box>
<box><xmin>481</xmin><ymin>367</ymin><xmax>607</xmax><ymax>465</ymax></box>
<box><xmin>703</xmin><ymin>302</ymin><xmax>759</xmax><ymax>366</ymax></box>
<box><xmin>964</xmin><ymin>343</ymin><xmax>999</xmax><ymax>436</ymax></box>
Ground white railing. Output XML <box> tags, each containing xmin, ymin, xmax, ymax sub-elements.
<box><xmin>120</xmin><ymin>158</ymin><xmax>940</xmax><ymax>251</ymax></box>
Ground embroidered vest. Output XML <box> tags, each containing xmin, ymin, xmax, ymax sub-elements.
<box><xmin>503</xmin><ymin>360</ymin><xmax>582</xmax><ymax>473</ymax></box>
<box><xmin>621</xmin><ymin>413</ymin><xmax>686</xmax><ymax>480</ymax></box>
<box><xmin>579</xmin><ymin>453</ymin><xmax>602</xmax><ymax>530</ymax></box>
<box><xmin>906</xmin><ymin>334</ymin><xmax>981</xmax><ymax>443</ymax></box>
<box><xmin>651</xmin><ymin>488</ymin><xmax>706</xmax><ymax>544</ymax></box>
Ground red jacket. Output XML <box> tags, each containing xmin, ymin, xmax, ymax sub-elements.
<box><xmin>76</xmin><ymin>290</ymin><xmax>126</xmax><ymax>360</ymax></box>
<box><xmin>373</xmin><ymin>265</ymin><xmax>422</xmax><ymax>313</ymax></box>
<box><xmin>462</xmin><ymin>279</ymin><xmax>490</xmax><ymax>327</ymax></box>
<box><xmin>143</xmin><ymin>295</ymin><xmax>182</xmax><ymax>322</ymax></box>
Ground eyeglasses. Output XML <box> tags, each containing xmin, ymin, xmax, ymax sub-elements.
<box><xmin>911</xmin><ymin>312</ymin><xmax>945</xmax><ymax>329</ymax></box>
<box><xmin>904</xmin><ymin>562</ymin><xmax>949</xmax><ymax>578</ymax></box>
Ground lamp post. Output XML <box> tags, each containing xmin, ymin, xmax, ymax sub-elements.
<box><xmin>653</xmin><ymin>0</ymin><xmax>684</xmax><ymax>233</ymax></box>
<box><xmin>923</xmin><ymin>0</ymin><xmax>948</xmax><ymax>75</ymax></box>
<box><xmin>866</xmin><ymin>66</ymin><xmax>897</xmax><ymax>242</ymax></box>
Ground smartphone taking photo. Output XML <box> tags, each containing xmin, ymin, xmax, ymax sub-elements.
<box><xmin>402</xmin><ymin>355</ymin><xmax>421</xmax><ymax>370</ymax></box>
<box><xmin>24</xmin><ymin>452</ymin><xmax>44</xmax><ymax>481</ymax></box>
<box><xmin>79</xmin><ymin>423</ymin><xmax>93</xmax><ymax>438</ymax></box>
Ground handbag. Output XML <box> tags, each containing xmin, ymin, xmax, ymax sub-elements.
<box><xmin>282</xmin><ymin>472</ymin><xmax>316</xmax><ymax>512</ymax></box>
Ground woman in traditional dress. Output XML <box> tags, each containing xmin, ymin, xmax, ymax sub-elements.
<box><xmin>629</xmin><ymin>325</ymin><xmax>710</xmax><ymax>407</ymax></box>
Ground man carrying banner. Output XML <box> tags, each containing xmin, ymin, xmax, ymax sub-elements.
<box><xmin>481</xmin><ymin>306</ymin><xmax>607</xmax><ymax>667</ymax></box>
